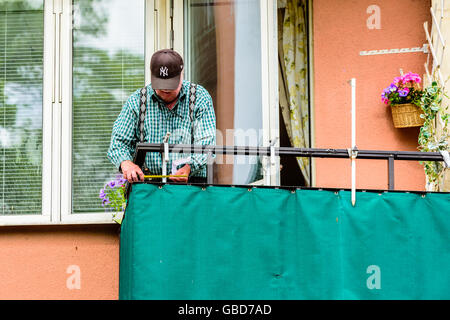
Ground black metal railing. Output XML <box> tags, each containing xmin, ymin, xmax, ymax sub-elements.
<box><xmin>131</xmin><ymin>143</ymin><xmax>449</xmax><ymax>191</ymax></box>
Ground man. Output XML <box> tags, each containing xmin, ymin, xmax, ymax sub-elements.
<box><xmin>107</xmin><ymin>49</ymin><xmax>216</xmax><ymax>183</ymax></box>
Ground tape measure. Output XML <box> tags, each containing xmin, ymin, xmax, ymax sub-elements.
<box><xmin>144</xmin><ymin>175</ymin><xmax>188</xmax><ymax>179</ymax></box>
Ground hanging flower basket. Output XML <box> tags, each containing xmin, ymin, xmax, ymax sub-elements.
<box><xmin>381</xmin><ymin>72</ymin><xmax>424</xmax><ymax>129</ymax></box>
<box><xmin>390</xmin><ymin>103</ymin><xmax>425</xmax><ymax>128</ymax></box>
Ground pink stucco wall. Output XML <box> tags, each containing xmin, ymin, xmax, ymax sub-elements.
<box><xmin>0</xmin><ymin>225</ymin><xmax>119</xmax><ymax>299</ymax></box>
<box><xmin>0</xmin><ymin>0</ymin><xmax>431</xmax><ymax>300</ymax></box>
<box><xmin>313</xmin><ymin>0</ymin><xmax>430</xmax><ymax>191</ymax></box>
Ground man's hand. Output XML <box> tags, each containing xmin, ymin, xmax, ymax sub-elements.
<box><xmin>169</xmin><ymin>164</ymin><xmax>191</xmax><ymax>183</ymax></box>
<box><xmin>121</xmin><ymin>160</ymin><xmax>145</xmax><ymax>183</ymax></box>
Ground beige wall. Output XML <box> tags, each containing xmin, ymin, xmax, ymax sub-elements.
<box><xmin>430</xmin><ymin>0</ymin><xmax>450</xmax><ymax>191</ymax></box>
<box><xmin>0</xmin><ymin>0</ymin><xmax>434</xmax><ymax>300</ymax></box>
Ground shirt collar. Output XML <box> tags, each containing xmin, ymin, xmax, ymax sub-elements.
<box><xmin>149</xmin><ymin>80</ymin><xmax>187</xmax><ymax>100</ymax></box>
<box><xmin>149</xmin><ymin>81</ymin><xmax>188</xmax><ymax>117</ymax></box>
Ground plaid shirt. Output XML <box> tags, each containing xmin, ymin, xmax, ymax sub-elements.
<box><xmin>107</xmin><ymin>80</ymin><xmax>216</xmax><ymax>177</ymax></box>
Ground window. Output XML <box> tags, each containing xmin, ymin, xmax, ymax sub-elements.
<box><xmin>183</xmin><ymin>0</ymin><xmax>277</xmax><ymax>185</ymax></box>
<box><xmin>0</xmin><ymin>0</ymin><xmax>44</xmax><ymax>216</ymax></box>
<box><xmin>0</xmin><ymin>0</ymin><xmax>278</xmax><ymax>225</ymax></box>
<box><xmin>70</xmin><ymin>0</ymin><xmax>145</xmax><ymax>214</ymax></box>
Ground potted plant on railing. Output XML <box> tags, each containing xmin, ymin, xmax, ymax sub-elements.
<box><xmin>99</xmin><ymin>174</ymin><xmax>127</xmax><ymax>224</ymax></box>
<box><xmin>381</xmin><ymin>72</ymin><xmax>424</xmax><ymax>128</ymax></box>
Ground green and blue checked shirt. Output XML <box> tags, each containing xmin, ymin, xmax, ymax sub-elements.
<box><xmin>107</xmin><ymin>80</ymin><xmax>216</xmax><ymax>178</ymax></box>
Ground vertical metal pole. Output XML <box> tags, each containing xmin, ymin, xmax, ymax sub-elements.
<box><xmin>270</xmin><ymin>138</ymin><xmax>278</xmax><ymax>186</ymax></box>
<box><xmin>162</xmin><ymin>133</ymin><xmax>171</xmax><ymax>183</ymax></box>
<box><xmin>264</xmin><ymin>138</ymin><xmax>278</xmax><ymax>186</ymax></box>
<box><xmin>207</xmin><ymin>151</ymin><xmax>214</xmax><ymax>184</ymax></box>
<box><xmin>350</xmin><ymin>78</ymin><xmax>356</xmax><ymax>206</ymax></box>
<box><xmin>388</xmin><ymin>156</ymin><xmax>395</xmax><ymax>190</ymax></box>
<box><xmin>162</xmin><ymin>142</ymin><xmax>169</xmax><ymax>183</ymax></box>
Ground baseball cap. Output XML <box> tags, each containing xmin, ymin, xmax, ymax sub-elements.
<box><xmin>150</xmin><ymin>49</ymin><xmax>184</xmax><ymax>90</ymax></box>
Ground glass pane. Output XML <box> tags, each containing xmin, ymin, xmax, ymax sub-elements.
<box><xmin>184</xmin><ymin>0</ymin><xmax>263</xmax><ymax>185</ymax></box>
<box><xmin>72</xmin><ymin>0</ymin><xmax>144</xmax><ymax>213</ymax></box>
<box><xmin>0</xmin><ymin>0</ymin><xmax>44</xmax><ymax>215</ymax></box>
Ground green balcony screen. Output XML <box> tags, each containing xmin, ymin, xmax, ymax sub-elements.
<box><xmin>120</xmin><ymin>184</ymin><xmax>450</xmax><ymax>299</ymax></box>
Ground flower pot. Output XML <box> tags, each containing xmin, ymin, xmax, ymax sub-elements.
<box><xmin>390</xmin><ymin>103</ymin><xmax>425</xmax><ymax>128</ymax></box>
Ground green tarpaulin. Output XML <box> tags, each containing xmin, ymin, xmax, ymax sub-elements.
<box><xmin>119</xmin><ymin>183</ymin><xmax>450</xmax><ymax>299</ymax></box>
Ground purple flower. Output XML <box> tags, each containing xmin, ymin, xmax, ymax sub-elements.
<box><xmin>381</xmin><ymin>85</ymin><xmax>397</xmax><ymax>99</ymax></box>
<box><xmin>108</xmin><ymin>181</ymin><xmax>116</xmax><ymax>188</ymax></box>
<box><xmin>102</xmin><ymin>198</ymin><xmax>110</xmax><ymax>207</ymax></box>
<box><xmin>99</xmin><ymin>189</ymin><xmax>106</xmax><ymax>199</ymax></box>
<box><xmin>388</xmin><ymin>84</ymin><xmax>398</xmax><ymax>92</ymax></box>
<box><xmin>398</xmin><ymin>87</ymin><xmax>410</xmax><ymax>97</ymax></box>
<box><xmin>381</xmin><ymin>87</ymin><xmax>393</xmax><ymax>103</ymax></box>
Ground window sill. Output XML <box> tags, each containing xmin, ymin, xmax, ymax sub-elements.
<box><xmin>0</xmin><ymin>212</ymin><xmax>120</xmax><ymax>227</ymax></box>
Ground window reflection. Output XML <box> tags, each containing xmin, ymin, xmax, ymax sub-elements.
<box><xmin>184</xmin><ymin>0</ymin><xmax>263</xmax><ymax>185</ymax></box>
<box><xmin>72</xmin><ymin>0</ymin><xmax>144</xmax><ymax>213</ymax></box>
<box><xmin>0</xmin><ymin>0</ymin><xmax>44</xmax><ymax>215</ymax></box>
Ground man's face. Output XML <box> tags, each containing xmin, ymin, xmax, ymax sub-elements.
<box><xmin>155</xmin><ymin>75</ymin><xmax>183</xmax><ymax>104</ymax></box>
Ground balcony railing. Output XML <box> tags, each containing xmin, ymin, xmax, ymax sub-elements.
<box><xmin>130</xmin><ymin>142</ymin><xmax>449</xmax><ymax>192</ymax></box>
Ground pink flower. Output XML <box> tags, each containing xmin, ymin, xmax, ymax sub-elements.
<box><xmin>393</xmin><ymin>76</ymin><xmax>403</xmax><ymax>85</ymax></box>
<box><xmin>402</xmin><ymin>72</ymin><xmax>421</xmax><ymax>83</ymax></box>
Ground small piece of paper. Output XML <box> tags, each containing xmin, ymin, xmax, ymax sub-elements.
<box><xmin>172</xmin><ymin>157</ymin><xmax>191</xmax><ymax>175</ymax></box>
<box><xmin>440</xmin><ymin>151</ymin><xmax>450</xmax><ymax>168</ymax></box>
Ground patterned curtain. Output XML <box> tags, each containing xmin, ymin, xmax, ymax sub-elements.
<box><xmin>278</xmin><ymin>0</ymin><xmax>310</xmax><ymax>185</ymax></box>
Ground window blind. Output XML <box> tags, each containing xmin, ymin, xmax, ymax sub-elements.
<box><xmin>72</xmin><ymin>0</ymin><xmax>144</xmax><ymax>213</ymax></box>
<box><xmin>0</xmin><ymin>1</ymin><xmax>44</xmax><ymax>215</ymax></box>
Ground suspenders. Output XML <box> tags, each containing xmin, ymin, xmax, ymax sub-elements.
<box><xmin>188</xmin><ymin>83</ymin><xmax>197</xmax><ymax>145</ymax></box>
<box><xmin>138</xmin><ymin>87</ymin><xmax>147</xmax><ymax>143</ymax></box>
<box><xmin>137</xmin><ymin>83</ymin><xmax>197</xmax><ymax>169</ymax></box>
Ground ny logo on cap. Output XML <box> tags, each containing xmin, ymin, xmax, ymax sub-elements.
<box><xmin>160</xmin><ymin>66</ymin><xmax>169</xmax><ymax>77</ymax></box>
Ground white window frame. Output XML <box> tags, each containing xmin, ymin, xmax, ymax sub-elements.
<box><xmin>308</xmin><ymin>0</ymin><xmax>316</xmax><ymax>187</ymax></box>
<box><xmin>59</xmin><ymin>0</ymin><xmax>115</xmax><ymax>224</ymax></box>
<box><xmin>260</xmin><ymin>0</ymin><xmax>280</xmax><ymax>186</ymax></box>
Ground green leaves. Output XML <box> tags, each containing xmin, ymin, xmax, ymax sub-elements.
<box><xmin>417</xmin><ymin>81</ymin><xmax>449</xmax><ymax>189</ymax></box>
